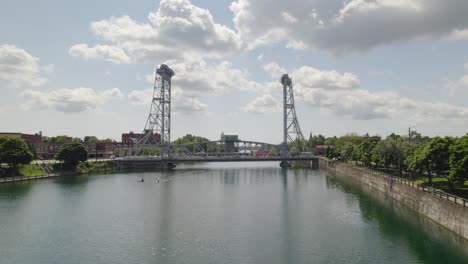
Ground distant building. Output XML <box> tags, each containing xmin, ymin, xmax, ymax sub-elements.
<box><xmin>121</xmin><ymin>131</ymin><xmax>145</xmax><ymax>145</ymax></box>
<box><xmin>315</xmin><ymin>145</ymin><xmax>336</xmax><ymax>156</ymax></box>
<box><xmin>183</xmin><ymin>134</ymin><xmax>193</xmax><ymax>140</ymax></box>
<box><xmin>85</xmin><ymin>142</ymin><xmax>115</xmax><ymax>159</ymax></box>
<box><xmin>0</xmin><ymin>131</ymin><xmax>42</xmax><ymax>144</ymax></box>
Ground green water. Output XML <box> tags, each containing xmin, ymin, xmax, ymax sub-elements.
<box><xmin>0</xmin><ymin>162</ymin><xmax>467</xmax><ymax>264</ymax></box>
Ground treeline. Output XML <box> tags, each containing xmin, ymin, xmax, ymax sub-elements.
<box><xmin>42</xmin><ymin>135</ymin><xmax>115</xmax><ymax>143</ymax></box>
<box><xmin>0</xmin><ymin>136</ymin><xmax>88</xmax><ymax>171</ymax></box>
<box><xmin>313</xmin><ymin>132</ymin><xmax>468</xmax><ymax>188</ymax></box>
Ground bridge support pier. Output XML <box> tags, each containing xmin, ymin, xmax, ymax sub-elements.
<box><xmin>280</xmin><ymin>161</ymin><xmax>292</xmax><ymax>168</ymax></box>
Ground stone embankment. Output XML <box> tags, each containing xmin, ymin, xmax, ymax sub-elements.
<box><xmin>319</xmin><ymin>158</ymin><xmax>468</xmax><ymax>241</ymax></box>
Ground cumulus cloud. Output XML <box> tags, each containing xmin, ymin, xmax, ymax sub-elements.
<box><xmin>142</xmin><ymin>61</ymin><xmax>276</xmax><ymax>96</ymax></box>
<box><xmin>446</xmin><ymin>63</ymin><xmax>468</xmax><ymax>96</ymax></box>
<box><xmin>0</xmin><ymin>44</ymin><xmax>51</xmax><ymax>87</ymax></box>
<box><xmin>268</xmin><ymin>63</ymin><xmax>468</xmax><ymax>120</ymax></box>
<box><xmin>69</xmin><ymin>44</ymin><xmax>131</xmax><ymax>64</ymax></box>
<box><xmin>69</xmin><ymin>0</ymin><xmax>241</xmax><ymax>64</ymax></box>
<box><xmin>242</xmin><ymin>94</ymin><xmax>281</xmax><ymax>114</ymax></box>
<box><xmin>128</xmin><ymin>88</ymin><xmax>207</xmax><ymax>114</ymax></box>
<box><xmin>230</xmin><ymin>0</ymin><xmax>468</xmax><ymax>53</ymax></box>
<box><xmin>21</xmin><ymin>87</ymin><xmax>122</xmax><ymax>113</ymax></box>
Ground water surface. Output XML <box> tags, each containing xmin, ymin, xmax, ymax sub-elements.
<box><xmin>0</xmin><ymin>162</ymin><xmax>467</xmax><ymax>264</ymax></box>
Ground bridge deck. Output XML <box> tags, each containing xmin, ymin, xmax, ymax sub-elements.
<box><xmin>116</xmin><ymin>156</ymin><xmax>318</xmax><ymax>163</ymax></box>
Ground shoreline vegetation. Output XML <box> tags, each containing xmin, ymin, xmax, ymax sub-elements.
<box><xmin>313</xmin><ymin>132</ymin><xmax>468</xmax><ymax>199</ymax></box>
<box><xmin>1</xmin><ymin>132</ymin><xmax>468</xmax><ymax>199</ymax></box>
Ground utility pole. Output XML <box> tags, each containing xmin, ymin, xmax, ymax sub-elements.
<box><xmin>408</xmin><ymin>127</ymin><xmax>411</xmax><ymax>144</ymax></box>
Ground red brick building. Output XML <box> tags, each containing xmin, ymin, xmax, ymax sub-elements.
<box><xmin>0</xmin><ymin>132</ymin><xmax>42</xmax><ymax>144</ymax></box>
<box><xmin>121</xmin><ymin>132</ymin><xmax>145</xmax><ymax>145</ymax></box>
<box><xmin>121</xmin><ymin>131</ymin><xmax>161</xmax><ymax>145</ymax></box>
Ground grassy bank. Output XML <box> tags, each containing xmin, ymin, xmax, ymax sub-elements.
<box><xmin>345</xmin><ymin>161</ymin><xmax>468</xmax><ymax>199</ymax></box>
<box><xmin>0</xmin><ymin>164</ymin><xmax>44</xmax><ymax>177</ymax></box>
<box><xmin>76</xmin><ymin>161</ymin><xmax>115</xmax><ymax>174</ymax></box>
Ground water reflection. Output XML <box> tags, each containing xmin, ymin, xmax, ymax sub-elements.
<box><xmin>1</xmin><ymin>163</ymin><xmax>467</xmax><ymax>264</ymax></box>
<box><xmin>326</xmin><ymin>173</ymin><xmax>468</xmax><ymax>263</ymax></box>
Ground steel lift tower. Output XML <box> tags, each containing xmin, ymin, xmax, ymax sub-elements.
<box><xmin>138</xmin><ymin>64</ymin><xmax>175</xmax><ymax>157</ymax></box>
<box><xmin>281</xmin><ymin>74</ymin><xmax>305</xmax><ymax>158</ymax></box>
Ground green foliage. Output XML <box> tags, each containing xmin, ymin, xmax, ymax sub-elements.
<box><xmin>409</xmin><ymin>137</ymin><xmax>454</xmax><ymax>184</ymax></box>
<box><xmin>84</xmin><ymin>136</ymin><xmax>99</xmax><ymax>142</ymax></box>
<box><xmin>374</xmin><ymin>141</ymin><xmax>394</xmax><ymax>170</ymax></box>
<box><xmin>77</xmin><ymin>161</ymin><xmax>113</xmax><ymax>174</ymax></box>
<box><xmin>358</xmin><ymin>139</ymin><xmax>379</xmax><ymax>167</ymax></box>
<box><xmin>307</xmin><ymin>133</ymin><xmax>326</xmax><ymax>147</ymax></box>
<box><xmin>0</xmin><ymin>137</ymin><xmax>33</xmax><ymax>167</ymax></box>
<box><xmin>449</xmin><ymin>135</ymin><xmax>468</xmax><ymax>186</ymax></box>
<box><xmin>172</xmin><ymin>135</ymin><xmax>210</xmax><ymax>153</ymax></box>
<box><xmin>20</xmin><ymin>164</ymin><xmax>43</xmax><ymax>176</ymax></box>
<box><xmin>325</xmin><ymin>147</ymin><xmax>339</xmax><ymax>159</ymax></box>
<box><xmin>340</xmin><ymin>144</ymin><xmax>356</xmax><ymax>162</ymax></box>
<box><xmin>289</xmin><ymin>138</ymin><xmax>307</xmax><ymax>156</ymax></box>
<box><xmin>173</xmin><ymin>135</ymin><xmax>209</xmax><ymax>145</ymax></box>
<box><xmin>141</xmin><ymin>146</ymin><xmax>161</xmax><ymax>156</ymax></box>
<box><xmin>324</xmin><ymin>136</ymin><xmax>337</xmax><ymax>146</ymax></box>
<box><xmin>49</xmin><ymin>135</ymin><xmax>71</xmax><ymax>143</ymax></box>
<box><xmin>54</xmin><ymin>143</ymin><xmax>88</xmax><ymax>168</ymax></box>
<box><xmin>335</xmin><ymin>133</ymin><xmax>366</xmax><ymax>149</ymax></box>
<box><xmin>26</xmin><ymin>141</ymin><xmax>37</xmax><ymax>160</ymax></box>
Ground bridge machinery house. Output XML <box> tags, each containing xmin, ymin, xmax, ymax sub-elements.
<box><xmin>220</xmin><ymin>132</ymin><xmax>239</xmax><ymax>153</ymax></box>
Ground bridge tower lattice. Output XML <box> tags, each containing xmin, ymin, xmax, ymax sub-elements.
<box><xmin>138</xmin><ymin>64</ymin><xmax>174</xmax><ymax>156</ymax></box>
<box><xmin>281</xmin><ymin>74</ymin><xmax>305</xmax><ymax>157</ymax></box>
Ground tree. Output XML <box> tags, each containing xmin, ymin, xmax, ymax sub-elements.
<box><xmin>172</xmin><ymin>135</ymin><xmax>210</xmax><ymax>153</ymax></box>
<box><xmin>54</xmin><ymin>143</ymin><xmax>88</xmax><ymax>168</ymax></box>
<box><xmin>0</xmin><ymin>137</ymin><xmax>33</xmax><ymax>168</ymax></box>
<box><xmin>50</xmin><ymin>135</ymin><xmax>70</xmax><ymax>143</ymax></box>
<box><xmin>375</xmin><ymin>141</ymin><xmax>391</xmax><ymax>170</ymax></box>
<box><xmin>84</xmin><ymin>136</ymin><xmax>99</xmax><ymax>142</ymax></box>
<box><xmin>307</xmin><ymin>134</ymin><xmax>326</xmax><ymax>147</ymax></box>
<box><xmin>449</xmin><ymin>135</ymin><xmax>468</xmax><ymax>186</ymax></box>
<box><xmin>409</xmin><ymin>137</ymin><xmax>453</xmax><ymax>185</ymax></box>
<box><xmin>358</xmin><ymin>139</ymin><xmax>379</xmax><ymax>167</ymax></box>
<box><xmin>386</xmin><ymin>137</ymin><xmax>407</xmax><ymax>176</ymax></box>
<box><xmin>26</xmin><ymin>141</ymin><xmax>37</xmax><ymax>160</ymax></box>
<box><xmin>324</xmin><ymin>136</ymin><xmax>337</xmax><ymax>146</ymax></box>
<box><xmin>341</xmin><ymin>144</ymin><xmax>355</xmax><ymax>162</ymax></box>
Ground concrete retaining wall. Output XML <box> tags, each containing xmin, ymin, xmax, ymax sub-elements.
<box><xmin>319</xmin><ymin>158</ymin><xmax>468</xmax><ymax>241</ymax></box>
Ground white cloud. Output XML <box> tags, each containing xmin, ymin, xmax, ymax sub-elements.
<box><xmin>230</xmin><ymin>0</ymin><xmax>468</xmax><ymax>53</ymax></box>
<box><xmin>264</xmin><ymin>62</ymin><xmax>360</xmax><ymax>90</ymax></box>
<box><xmin>69</xmin><ymin>44</ymin><xmax>132</xmax><ymax>64</ymax></box>
<box><xmin>69</xmin><ymin>0</ymin><xmax>241</xmax><ymax>64</ymax></box>
<box><xmin>171</xmin><ymin>60</ymin><xmax>249</xmax><ymax>95</ymax></box>
<box><xmin>242</xmin><ymin>94</ymin><xmax>281</xmax><ymax>114</ymax></box>
<box><xmin>142</xmin><ymin>60</ymin><xmax>276</xmax><ymax>96</ymax></box>
<box><xmin>445</xmin><ymin>62</ymin><xmax>468</xmax><ymax>96</ymax></box>
<box><xmin>0</xmin><ymin>44</ymin><xmax>51</xmax><ymax>87</ymax></box>
<box><xmin>277</xmin><ymin>63</ymin><xmax>468</xmax><ymax>120</ymax></box>
<box><xmin>21</xmin><ymin>87</ymin><xmax>122</xmax><ymax>113</ymax></box>
<box><xmin>128</xmin><ymin>88</ymin><xmax>207</xmax><ymax>114</ymax></box>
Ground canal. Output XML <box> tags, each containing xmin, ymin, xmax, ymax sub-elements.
<box><xmin>0</xmin><ymin>162</ymin><xmax>467</xmax><ymax>264</ymax></box>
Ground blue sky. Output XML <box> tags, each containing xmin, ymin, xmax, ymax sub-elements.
<box><xmin>1</xmin><ymin>0</ymin><xmax>468</xmax><ymax>143</ymax></box>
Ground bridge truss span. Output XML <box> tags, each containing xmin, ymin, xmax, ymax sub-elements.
<box><xmin>119</xmin><ymin>63</ymin><xmax>317</xmax><ymax>167</ymax></box>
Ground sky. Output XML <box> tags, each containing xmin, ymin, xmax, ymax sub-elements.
<box><xmin>1</xmin><ymin>0</ymin><xmax>468</xmax><ymax>144</ymax></box>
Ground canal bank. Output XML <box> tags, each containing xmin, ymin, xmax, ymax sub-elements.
<box><xmin>318</xmin><ymin>158</ymin><xmax>468</xmax><ymax>241</ymax></box>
